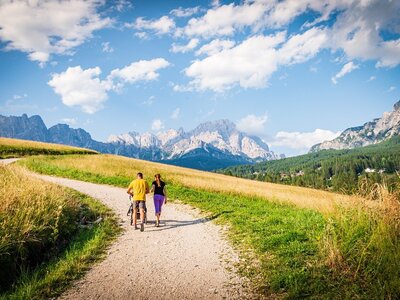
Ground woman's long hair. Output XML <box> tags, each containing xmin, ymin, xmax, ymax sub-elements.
<box><xmin>155</xmin><ymin>174</ymin><xmax>161</xmax><ymax>187</ymax></box>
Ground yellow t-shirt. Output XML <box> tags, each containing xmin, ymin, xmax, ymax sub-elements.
<box><xmin>128</xmin><ymin>179</ymin><xmax>149</xmax><ymax>201</ymax></box>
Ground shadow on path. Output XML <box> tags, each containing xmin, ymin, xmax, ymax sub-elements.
<box><xmin>150</xmin><ymin>210</ymin><xmax>233</xmax><ymax>232</ymax></box>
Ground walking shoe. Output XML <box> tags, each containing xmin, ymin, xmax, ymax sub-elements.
<box><xmin>134</xmin><ymin>225</ymin><xmax>138</xmax><ymax>230</ymax></box>
<box><xmin>140</xmin><ymin>222</ymin><xmax>144</xmax><ymax>232</ymax></box>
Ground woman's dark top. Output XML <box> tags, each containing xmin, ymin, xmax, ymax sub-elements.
<box><xmin>152</xmin><ymin>180</ymin><xmax>166</xmax><ymax>196</ymax></box>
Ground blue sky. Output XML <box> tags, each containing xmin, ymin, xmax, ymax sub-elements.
<box><xmin>0</xmin><ymin>0</ymin><xmax>399</xmax><ymax>156</ymax></box>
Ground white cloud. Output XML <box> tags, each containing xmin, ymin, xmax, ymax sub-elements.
<box><xmin>184</xmin><ymin>32</ymin><xmax>286</xmax><ymax>91</ymax></box>
<box><xmin>48</xmin><ymin>58</ymin><xmax>170</xmax><ymax>114</ymax></box>
<box><xmin>388</xmin><ymin>86</ymin><xmax>396</xmax><ymax>92</ymax></box>
<box><xmin>331</xmin><ymin>61</ymin><xmax>359</xmax><ymax>84</ymax></box>
<box><xmin>0</xmin><ymin>0</ymin><xmax>112</xmax><ymax>65</ymax></box>
<box><xmin>195</xmin><ymin>39</ymin><xmax>235</xmax><ymax>56</ymax></box>
<box><xmin>327</xmin><ymin>0</ymin><xmax>400</xmax><ymax>68</ymax></box>
<box><xmin>48</xmin><ymin>66</ymin><xmax>110</xmax><ymax>114</ymax></box>
<box><xmin>151</xmin><ymin>119</ymin><xmax>164</xmax><ymax>131</ymax></box>
<box><xmin>61</xmin><ymin>118</ymin><xmax>77</xmax><ymax>125</ymax></box>
<box><xmin>180</xmin><ymin>25</ymin><xmax>332</xmax><ymax>92</ymax></box>
<box><xmin>170</xmin><ymin>38</ymin><xmax>199</xmax><ymax>53</ymax></box>
<box><xmin>108</xmin><ymin>58</ymin><xmax>170</xmax><ymax>86</ymax></box>
<box><xmin>236</xmin><ymin>114</ymin><xmax>268</xmax><ymax>135</ymax></box>
<box><xmin>127</xmin><ymin>16</ymin><xmax>175</xmax><ymax>35</ymax></box>
<box><xmin>170</xmin><ymin>6</ymin><xmax>200</xmax><ymax>18</ymax></box>
<box><xmin>367</xmin><ymin>76</ymin><xmax>376</xmax><ymax>82</ymax></box>
<box><xmin>180</xmin><ymin>0</ymin><xmax>400</xmax><ymax>67</ymax></box>
<box><xmin>277</xmin><ymin>27</ymin><xmax>327</xmax><ymax>65</ymax></box>
<box><xmin>271</xmin><ymin>129</ymin><xmax>341</xmax><ymax>150</ymax></box>
<box><xmin>183</xmin><ymin>1</ymin><xmax>270</xmax><ymax>38</ymax></box>
<box><xmin>102</xmin><ymin>42</ymin><xmax>114</xmax><ymax>53</ymax></box>
<box><xmin>171</xmin><ymin>108</ymin><xmax>180</xmax><ymax>119</ymax></box>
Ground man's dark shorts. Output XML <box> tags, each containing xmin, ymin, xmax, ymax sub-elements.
<box><xmin>133</xmin><ymin>200</ymin><xmax>146</xmax><ymax>210</ymax></box>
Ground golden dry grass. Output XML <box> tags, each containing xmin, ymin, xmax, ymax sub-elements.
<box><xmin>42</xmin><ymin>154</ymin><xmax>363</xmax><ymax>212</ymax></box>
<box><xmin>0</xmin><ymin>137</ymin><xmax>97</xmax><ymax>156</ymax></box>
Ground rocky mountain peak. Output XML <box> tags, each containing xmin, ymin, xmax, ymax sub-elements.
<box><xmin>310</xmin><ymin>100</ymin><xmax>400</xmax><ymax>152</ymax></box>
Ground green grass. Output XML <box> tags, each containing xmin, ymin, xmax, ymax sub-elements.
<box><xmin>18</xmin><ymin>156</ymin><xmax>400</xmax><ymax>299</ymax></box>
<box><xmin>0</xmin><ymin>165</ymin><xmax>120</xmax><ymax>299</ymax></box>
<box><xmin>0</xmin><ymin>137</ymin><xmax>97</xmax><ymax>158</ymax></box>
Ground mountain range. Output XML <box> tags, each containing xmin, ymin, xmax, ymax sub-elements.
<box><xmin>310</xmin><ymin>100</ymin><xmax>400</xmax><ymax>152</ymax></box>
<box><xmin>0</xmin><ymin>115</ymin><xmax>279</xmax><ymax>170</ymax></box>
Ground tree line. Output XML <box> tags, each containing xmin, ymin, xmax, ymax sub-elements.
<box><xmin>217</xmin><ymin>136</ymin><xmax>400</xmax><ymax>196</ymax></box>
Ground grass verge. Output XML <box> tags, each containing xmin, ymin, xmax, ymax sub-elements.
<box><xmin>18</xmin><ymin>155</ymin><xmax>400</xmax><ymax>299</ymax></box>
<box><xmin>0</xmin><ymin>164</ymin><xmax>120</xmax><ymax>299</ymax></box>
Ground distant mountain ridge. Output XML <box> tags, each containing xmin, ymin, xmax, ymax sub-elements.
<box><xmin>310</xmin><ymin>100</ymin><xmax>400</xmax><ymax>152</ymax></box>
<box><xmin>0</xmin><ymin>114</ymin><xmax>279</xmax><ymax>170</ymax></box>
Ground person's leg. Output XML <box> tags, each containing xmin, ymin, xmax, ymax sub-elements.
<box><xmin>139</xmin><ymin>201</ymin><xmax>145</xmax><ymax>231</ymax></box>
<box><xmin>154</xmin><ymin>195</ymin><xmax>162</xmax><ymax>226</ymax></box>
<box><xmin>133</xmin><ymin>207</ymin><xmax>138</xmax><ymax>228</ymax></box>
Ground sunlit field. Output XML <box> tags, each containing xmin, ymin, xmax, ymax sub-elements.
<box><xmin>20</xmin><ymin>154</ymin><xmax>364</xmax><ymax>213</ymax></box>
<box><xmin>0</xmin><ymin>137</ymin><xmax>97</xmax><ymax>158</ymax></box>
<box><xmin>19</xmin><ymin>154</ymin><xmax>400</xmax><ymax>298</ymax></box>
<box><xmin>0</xmin><ymin>163</ymin><xmax>119</xmax><ymax>299</ymax></box>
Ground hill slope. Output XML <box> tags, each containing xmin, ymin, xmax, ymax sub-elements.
<box><xmin>311</xmin><ymin>100</ymin><xmax>400</xmax><ymax>152</ymax></box>
<box><xmin>218</xmin><ymin>136</ymin><xmax>400</xmax><ymax>194</ymax></box>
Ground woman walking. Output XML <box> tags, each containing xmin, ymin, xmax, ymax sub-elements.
<box><xmin>151</xmin><ymin>174</ymin><xmax>167</xmax><ymax>227</ymax></box>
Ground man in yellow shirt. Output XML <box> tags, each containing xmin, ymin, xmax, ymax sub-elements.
<box><xmin>127</xmin><ymin>172</ymin><xmax>149</xmax><ymax>231</ymax></box>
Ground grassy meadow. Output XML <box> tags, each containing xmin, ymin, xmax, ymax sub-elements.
<box><xmin>0</xmin><ymin>137</ymin><xmax>97</xmax><ymax>158</ymax></box>
<box><xmin>19</xmin><ymin>154</ymin><xmax>400</xmax><ymax>299</ymax></box>
<box><xmin>0</xmin><ymin>163</ymin><xmax>120</xmax><ymax>299</ymax></box>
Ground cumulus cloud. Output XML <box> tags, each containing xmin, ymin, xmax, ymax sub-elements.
<box><xmin>328</xmin><ymin>0</ymin><xmax>400</xmax><ymax>68</ymax></box>
<box><xmin>182</xmin><ymin>27</ymin><xmax>328</xmax><ymax>92</ymax></box>
<box><xmin>270</xmin><ymin>129</ymin><xmax>341</xmax><ymax>150</ymax></box>
<box><xmin>331</xmin><ymin>61</ymin><xmax>359</xmax><ymax>84</ymax></box>
<box><xmin>127</xmin><ymin>16</ymin><xmax>175</xmax><ymax>35</ymax></box>
<box><xmin>170</xmin><ymin>38</ymin><xmax>199</xmax><ymax>53</ymax></box>
<box><xmin>277</xmin><ymin>27</ymin><xmax>327</xmax><ymax>65</ymax></box>
<box><xmin>0</xmin><ymin>0</ymin><xmax>111</xmax><ymax>65</ymax></box>
<box><xmin>388</xmin><ymin>86</ymin><xmax>396</xmax><ymax>92</ymax></box>
<box><xmin>184</xmin><ymin>32</ymin><xmax>286</xmax><ymax>91</ymax></box>
<box><xmin>151</xmin><ymin>119</ymin><xmax>164</xmax><ymax>131</ymax></box>
<box><xmin>236</xmin><ymin>114</ymin><xmax>268</xmax><ymax>135</ymax></box>
<box><xmin>108</xmin><ymin>58</ymin><xmax>170</xmax><ymax>86</ymax></box>
<box><xmin>170</xmin><ymin>6</ymin><xmax>200</xmax><ymax>18</ymax></box>
<box><xmin>183</xmin><ymin>1</ymin><xmax>269</xmax><ymax>38</ymax></box>
<box><xmin>195</xmin><ymin>39</ymin><xmax>235</xmax><ymax>56</ymax></box>
<box><xmin>174</xmin><ymin>0</ymin><xmax>400</xmax><ymax>91</ymax></box>
<box><xmin>48</xmin><ymin>66</ymin><xmax>111</xmax><ymax>114</ymax></box>
<box><xmin>171</xmin><ymin>108</ymin><xmax>180</xmax><ymax>119</ymax></box>
<box><xmin>48</xmin><ymin>58</ymin><xmax>170</xmax><ymax>114</ymax></box>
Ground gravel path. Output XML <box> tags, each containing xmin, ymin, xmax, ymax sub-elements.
<box><xmin>1</xmin><ymin>159</ymin><xmax>250</xmax><ymax>299</ymax></box>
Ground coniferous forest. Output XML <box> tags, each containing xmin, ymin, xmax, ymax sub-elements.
<box><xmin>218</xmin><ymin>136</ymin><xmax>400</xmax><ymax>195</ymax></box>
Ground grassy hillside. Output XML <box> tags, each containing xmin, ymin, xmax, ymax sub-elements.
<box><xmin>19</xmin><ymin>154</ymin><xmax>400</xmax><ymax>299</ymax></box>
<box><xmin>219</xmin><ymin>136</ymin><xmax>400</xmax><ymax>195</ymax></box>
<box><xmin>0</xmin><ymin>137</ymin><xmax>98</xmax><ymax>158</ymax></box>
<box><xmin>0</xmin><ymin>164</ymin><xmax>120</xmax><ymax>299</ymax></box>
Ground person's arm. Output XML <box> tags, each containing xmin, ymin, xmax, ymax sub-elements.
<box><xmin>163</xmin><ymin>186</ymin><xmax>167</xmax><ymax>204</ymax></box>
<box><xmin>150</xmin><ymin>183</ymin><xmax>155</xmax><ymax>193</ymax></box>
<box><xmin>145</xmin><ymin>182</ymin><xmax>150</xmax><ymax>194</ymax></box>
<box><xmin>127</xmin><ymin>182</ymin><xmax>133</xmax><ymax>195</ymax></box>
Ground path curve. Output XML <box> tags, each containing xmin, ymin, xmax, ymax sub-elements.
<box><xmin>1</xmin><ymin>159</ymin><xmax>249</xmax><ymax>299</ymax></box>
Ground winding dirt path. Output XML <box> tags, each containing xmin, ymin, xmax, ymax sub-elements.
<box><xmin>1</xmin><ymin>159</ymin><xmax>250</xmax><ymax>299</ymax></box>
